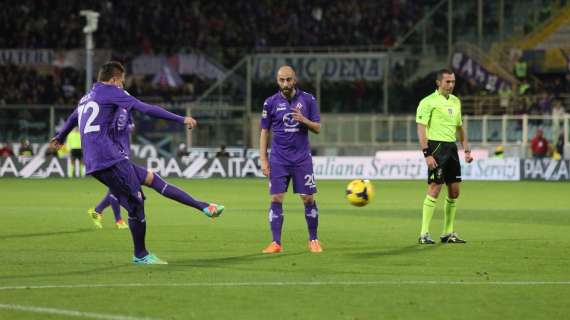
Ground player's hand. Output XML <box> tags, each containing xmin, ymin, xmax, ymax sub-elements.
<box><xmin>184</xmin><ymin>117</ymin><xmax>197</xmax><ymax>129</ymax></box>
<box><xmin>425</xmin><ymin>156</ymin><xmax>438</xmax><ymax>170</ymax></box>
<box><xmin>291</xmin><ymin>107</ymin><xmax>306</xmax><ymax>124</ymax></box>
<box><xmin>260</xmin><ymin>158</ymin><xmax>270</xmax><ymax>176</ymax></box>
<box><xmin>464</xmin><ymin>151</ymin><xmax>474</xmax><ymax>163</ymax></box>
<box><xmin>49</xmin><ymin>138</ymin><xmax>62</xmax><ymax>150</ymax></box>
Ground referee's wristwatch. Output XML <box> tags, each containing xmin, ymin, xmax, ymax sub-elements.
<box><xmin>422</xmin><ymin>148</ymin><xmax>432</xmax><ymax>158</ymax></box>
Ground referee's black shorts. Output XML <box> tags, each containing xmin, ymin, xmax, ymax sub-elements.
<box><xmin>70</xmin><ymin>149</ymin><xmax>83</xmax><ymax>161</ymax></box>
<box><xmin>427</xmin><ymin>140</ymin><xmax>462</xmax><ymax>184</ymax></box>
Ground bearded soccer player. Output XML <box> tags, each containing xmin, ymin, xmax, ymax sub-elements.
<box><xmin>260</xmin><ymin>65</ymin><xmax>322</xmax><ymax>254</ymax></box>
<box><xmin>416</xmin><ymin>69</ymin><xmax>473</xmax><ymax>245</ymax></box>
<box><xmin>51</xmin><ymin>61</ymin><xmax>223</xmax><ymax>264</ymax></box>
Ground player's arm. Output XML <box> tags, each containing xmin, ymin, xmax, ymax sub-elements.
<box><xmin>116</xmin><ymin>89</ymin><xmax>196</xmax><ymax>128</ymax></box>
<box><xmin>50</xmin><ymin>109</ymin><xmax>78</xmax><ymax>149</ymax></box>
<box><xmin>292</xmin><ymin>96</ymin><xmax>321</xmax><ymax>134</ymax></box>
<box><xmin>259</xmin><ymin>100</ymin><xmax>272</xmax><ymax>176</ymax></box>
<box><xmin>132</xmin><ymin>100</ymin><xmax>196</xmax><ymax>128</ymax></box>
<box><xmin>416</xmin><ymin>99</ymin><xmax>437</xmax><ymax>169</ymax></box>
<box><xmin>294</xmin><ymin>109</ymin><xmax>320</xmax><ymax>134</ymax></box>
<box><xmin>457</xmin><ymin>126</ymin><xmax>473</xmax><ymax>163</ymax></box>
<box><xmin>259</xmin><ymin>128</ymin><xmax>270</xmax><ymax>176</ymax></box>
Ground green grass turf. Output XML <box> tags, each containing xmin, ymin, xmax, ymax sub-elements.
<box><xmin>0</xmin><ymin>178</ymin><xmax>569</xmax><ymax>319</ymax></box>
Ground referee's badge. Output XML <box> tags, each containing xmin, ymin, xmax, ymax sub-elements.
<box><xmin>448</xmin><ymin>108</ymin><xmax>453</xmax><ymax>115</ymax></box>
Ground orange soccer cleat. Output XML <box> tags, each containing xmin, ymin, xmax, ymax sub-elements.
<box><xmin>262</xmin><ymin>241</ymin><xmax>282</xmax><ymax>254</ymax></box>
<box><xmin>308</xmin><ymin>240</ymin><xmax>323</xmax><ymax>253</ymax></box>
<box><xmin>115</xmin><ymin>219</ymin><xmax>129</xmax><ymax>229</ymax></box>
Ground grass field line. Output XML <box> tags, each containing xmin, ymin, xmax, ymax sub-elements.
<box><xmin>1</xmin><ymin>280</ymin><xmax>570</xmax><ymax>291</ymax></box>
<box><xmin>0</xmin><ymin>303</ymin><xmax>158</xmax><ymax>320</ymax></box>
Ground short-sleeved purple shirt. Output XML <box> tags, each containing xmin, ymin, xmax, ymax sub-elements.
<box><xmin>260</xmin><ymin>89</ymin><xmax>320</xmax><ymax>165</ymax></box>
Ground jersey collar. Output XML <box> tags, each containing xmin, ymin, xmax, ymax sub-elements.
<box><xmin>277</xmin><ymin>88</ymin><xmax>300</xmax><ymax>101</ymax></box>
<box><xmin>435</xmin><ymin>89</ymin><xmax>451</xmax><ymax>100</ymax></box>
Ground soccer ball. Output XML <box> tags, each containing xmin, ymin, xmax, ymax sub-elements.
<box><xmin>346</xmin><ymin>179</ymin><xmax>374</xmax><ymax>207</ymax></box>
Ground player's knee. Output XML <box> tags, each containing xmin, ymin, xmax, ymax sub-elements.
<box><xmin>271</xmin><ymin>193</ymin><xmax>284</xmax><ymax>203</ymax></box>
<box><xmin>428</xmin><ymin>184</ymin><xmax>442</xmax><ymax>198</ymax></box>
<box><xmin>449</xmin><ymin>189</ymin><xmax>460</xmax><ymax>199</ymax></box>
<box><xmin>144</xmin><ymin>170</ymin><xmax>154</xmax><ymax>186</ymax></box>
<box><xmin>300</xmin><ymin>194</ymin><xmax>314</xmax><ymax>204</ymax></box>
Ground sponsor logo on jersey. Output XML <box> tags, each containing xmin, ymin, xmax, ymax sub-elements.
<box><xmin>283</xmin><ymin>113</ymin><xmax>299</xmax><ymax>128</ymax></box>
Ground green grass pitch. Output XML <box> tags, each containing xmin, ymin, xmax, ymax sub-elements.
<box><xmin>0</xmin><ymin>178</ymin><xmax>569</xmax><ymax>319</ymax></box>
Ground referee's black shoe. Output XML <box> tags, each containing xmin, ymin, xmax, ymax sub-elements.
<box><xmin>440</xmin><ymin>232</ymin><xmax>466</xmax><ymax>244</ymax></box>
<box><xmin>418</xmin><ymin>233</ymin><xmax>436</xmax><ymax>244</ymax></box>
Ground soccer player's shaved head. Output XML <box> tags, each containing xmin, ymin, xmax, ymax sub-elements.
<box><xmin>276</xmin><ymin>65</ymin><xmax>297</xmax><ymax>99</ymax></box>
<box><xmin>277</xmin><ymin>66</ymin><xmax>296</xmax><ymax>79</ymax></box>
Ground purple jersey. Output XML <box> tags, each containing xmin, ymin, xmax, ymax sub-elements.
<box><xmin>112</xmin><ymin>107</ymin><xmax>135</xmax><ymax>158</ymax></box>
<box><xmin>55</xmin><ymin>82</ymin><xmax>185</xmax><ymax>174</ymax></box>
<box><xmin>260</xmin><ymin>89</ymin><xmax>320</xmax><ymax>165</ymax></box>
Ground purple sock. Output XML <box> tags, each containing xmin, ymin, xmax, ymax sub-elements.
<box><xmin>94</xmin><ymin>192</ymin><xmax>112</xmax><ymax>214</ymax></box>
<box><xmin>304</xmin><ymin>201</ymin><xmax>318</xmax><ymax>241</ymax></box>
<box><xmin>118</xmin><ymin>194</ymin><xmax>148</xmax><ymax>258</ymax></box>
<box><xmin>128</xmin><ymin>216</ymin><xmax>147</xmax><ymax>258</ymax></box>
<box><xmin>108</xmin><ymin>194</ymin><xmax>122</xmax><ymax>222</ymax></box>
<box><xmin>149</xmin><ymin>173</ymin><xmax>208</xmax><ymax>211</ymax></box>
<box><xmin>269</xmin><ymin>202</ymin><xmax>284</xmax><ymax>245</ymax></box>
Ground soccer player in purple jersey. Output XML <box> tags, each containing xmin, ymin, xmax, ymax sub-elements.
<box><xmin>79</xmin><ymin>113</ymin><xmax>222</xmax><ymax>229</ymax></box>
<box><xmin>51</xmin><ymin>61</ymin><xmax>224</xmax><ymax>264</ymax></box>
<box><xmin>259</xmin><ymin>65</ymin><xmax>323</xmax><ymax>254</ymax></box>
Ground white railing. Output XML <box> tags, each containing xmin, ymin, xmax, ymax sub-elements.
<box><xmin>249</xmin><ymin>114</ymin><xmax>569</xmax><ymax>151</ymax></box>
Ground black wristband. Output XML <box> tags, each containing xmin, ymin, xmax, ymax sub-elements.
<box><xmin>422</xmin><ymin>148</ymin><xmax>432</xmax><ymax>158</ymax></box>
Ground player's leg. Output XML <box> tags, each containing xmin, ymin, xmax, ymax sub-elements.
<box><xmin>106</xmin><ymin>193</ymin><xmax>128</xmax><ymax>229</ymax></box>
<box><xmin>133</xmin><ymin>165</ymin><xmax>223</xmax><ymax>218</ymax></box>
<box><xmin>419</xmin><ymin>141</ymin><xmax>449</xmax><ymax>244</ymax></box>
<box><xmin>68</xmin><ymin>152</ymin><xmax>78</xmax><ymax>177</ymax></box>
<box><xmin>92</xmin><ymin>191</ymin><xmax>122</xmax><ymax>221</ymax></box>
<box><xmin>262</xmin><ymin>163</ymin><xmax>289</xmax><ymax>253</ymax></box>
<box><xmin>88</xmin><ymin>191</ymin><xmax>114</xmax><ymax>229</ymax></box>
<box><xmin>419</xmin><ymin>165</ymin><xmax>444</xmax><ymax>244</ymax></box>
<box><xmin>92</xmin><ymin>161</ymin><xmax>166</xmax><ymax>264</ymax></box>
<box><xmin>441</xmin><ymin>152</ymin><xmax>465</xmax><ymax>243</ymax></box>
<box><xmin>292</xmin><ymin>160</ymin><xmax>322</xmax><ymax>252</ymax></box>
<box><xmin>442</xmin><ymin>182</ymin><xmax>460</xmax><ymax>236</ymax></box>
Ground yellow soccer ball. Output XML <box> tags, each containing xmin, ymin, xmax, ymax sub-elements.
<box><xmin>346</xmin><ymin>179</ymin><xmax>374</xmax><ymax>207</ymax></box>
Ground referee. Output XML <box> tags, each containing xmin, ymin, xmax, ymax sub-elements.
<box><xmin>416</xmin><ymin>69</ymin><xmax>473</xmax><ymax>244</ymax></box>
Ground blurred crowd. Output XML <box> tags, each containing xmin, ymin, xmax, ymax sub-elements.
<box><xmin>0</xmin><ymin>65</ymin><xmax>83</xmax><ymax>105</ymax></box>
<box><xmin>0</xmin><ymin>0</ymin><xmax>428</xmax><ymax>105</ymax></box>
<box><xmin>1</xmin><ymin>0</ymin><xmax>425</xmax><ymax>63</ymax></box>
<box><xmin>0</xmin><ymin>0</ymin><xmax>568</xmax><ymax>116</ymax></box>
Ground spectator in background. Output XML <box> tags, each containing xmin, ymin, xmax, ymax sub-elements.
<box><xmin>514</xmin><ymin>57</ymin><xmax>528</xmax><ymax>81</ymax></box>
<box><xmin>498</xmin><ymin>85</ymin><xmax>512</xmax><ymax>112</ymax></box>
<box><xmin>215</xmin><ymin>144</ymin><xmax>230</xmax><ymax>158</ymax></box>
<box><xmin>0</xmin><ymin>143</ymin><xmax>15</xmax><ymax>157</ymax></box>
<box><xmin>530</xmin><ymin>128</ymin><xmax>549</xmax><ymax>158</ymax></box>
<box><xmin>551</xmin><ymin>99</ymin><xmax>565</xmax><ymax>140</ymax></box>
<box><xmin>176</xmin><ymin>143</ymin><xmax>189</xmax><ymax>157</ymax></box>
<box><xmin>493</xmin><ymin>145</ymin><xmax>505</xmax><ymax>158</ymax></box>
<box><xmin>555</xmin><ymin>133</ymin><xmax>564</xmax><ymax>159</ymax></box>
<box><xmin>67</xmin><ymin>127</ymin><xmax>84</xmax><ymax>177</ymax></box>
<box><xmin>536</xmin><ymin>91</ymin><xmax>553</xmax><ymax>114</ymax></box>
<box><xmin>18</xmin><ymin>139</ymin><xmax>33</xmax><ymax>157</ymax></box>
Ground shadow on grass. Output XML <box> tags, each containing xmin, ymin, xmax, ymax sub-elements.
<box><xmin>0</xmin><ymin>228</ymin><xmax>93</xmax><ymax>240</ymax></box>
<box><xmin>348</xmin><ymin>244</ymin><xmax>441</xmax><ymax>259</ymax></box>
<box><xmin>172</xmin><ymin>251</ymin><xmax>306</xmax><ymax>268</ymax></box>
